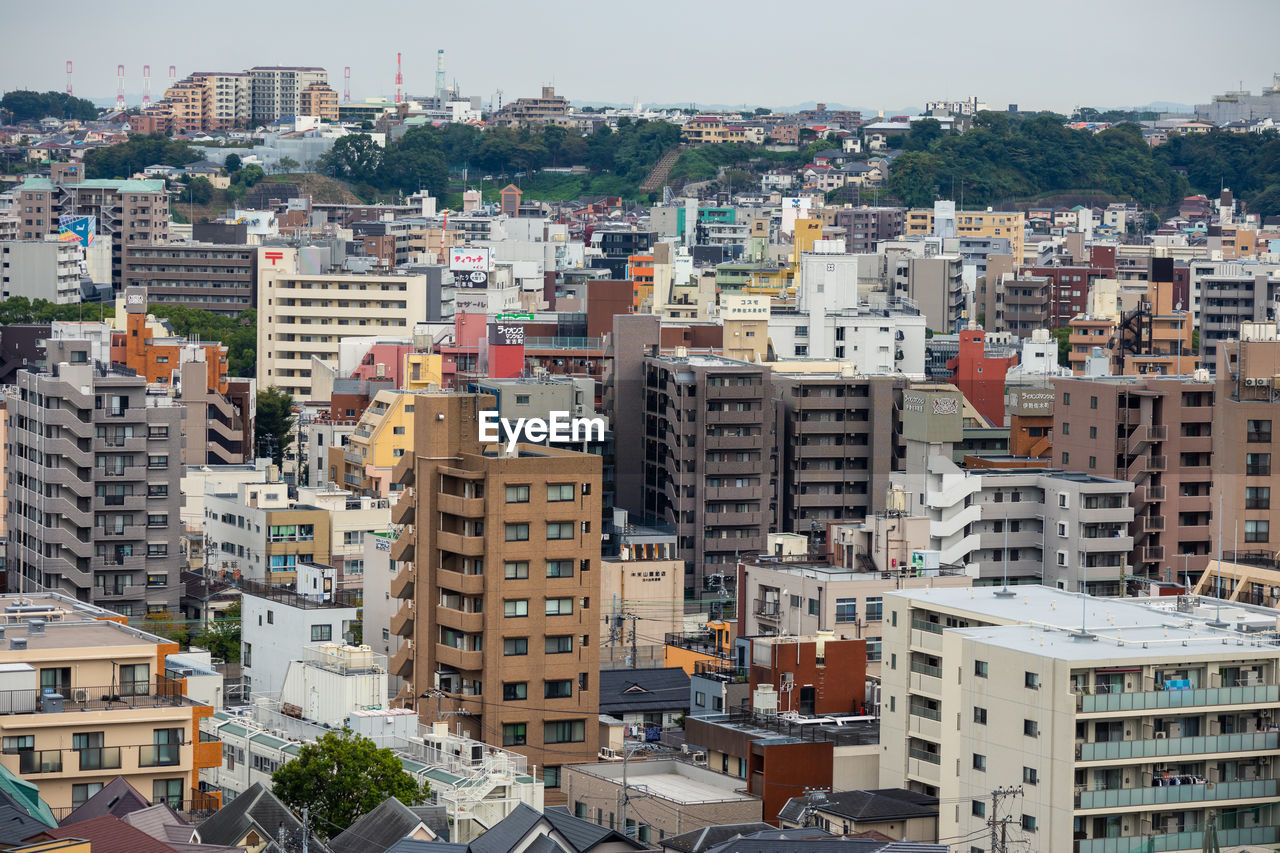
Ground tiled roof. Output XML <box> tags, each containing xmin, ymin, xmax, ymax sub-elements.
<box><xmin>28</xmin><ymin>815</ymin><xmax>181</xmax><ymax>853</ymax></box>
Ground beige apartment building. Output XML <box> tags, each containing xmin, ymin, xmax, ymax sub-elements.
<box><xmin>880</xmin><ymin>586</ymin><xmax>1280</xmax><ymax>853</ymax></box>
<box><xmin>248</xmin><ymin>66</ymin><xmax>329</xmax><ymax>125</ymax></box>
<box><xmin>390</xmin><ymin>392</ymin><xmax>602</xmax><ymax>798</ymax></box>
<box><xmin>906</xmin><ymin>208</ymin><xmax>1026</xmax><ymax>261</ymax></box>
<box><xmin>0</xmin><ymin>597</ymin><xmax>219</xmax><ymax>813</ymax></box>
<box><xmin>256</xmin><ymin>247</ymin><xmax>428</xmax><ymax>400</ymax></box>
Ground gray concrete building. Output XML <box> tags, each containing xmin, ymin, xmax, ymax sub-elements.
<box><xmin>123</xmin><ymin>242</ymin><xmax>256</xmax><ymax>315</ymax></box>
<box><xmin>892</xmin><ymin>254</ymin><xmax>966</xmax><ymax>333</ymax></box>
<box><xmin>0</xmin><ymin>241</ymin><xmax>82</xmax><ymax>304</ymax></box>
<box><xmin>5</xmin><ymin>332</ymin><xmax>184</xmax><ymax>615</ymax></box>
<box><xmin>1188</xmin><ymin>260</ymin><xmax>1280</xmax><ymax>370</ymax></box>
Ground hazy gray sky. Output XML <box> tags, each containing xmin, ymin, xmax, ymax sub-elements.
<box><xmin>5</xmin><ymin>0</ymin><xmax>1279</xmax><ymax>112</ymax></box>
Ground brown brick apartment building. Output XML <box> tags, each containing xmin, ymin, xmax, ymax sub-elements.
<box><xmin>390</xmin><ymin>392</ymin><xmax>602</xmax><ymax>797</ymax></box>
<box><xmin>1052</xmin><ymin>375</ymin><xmax>1216</xmax><ymax>582</ymax></box>
<box><xmin>124</xmin><ymin>243</ymin><xmax>256</xmax><ymax>315</ymax></box>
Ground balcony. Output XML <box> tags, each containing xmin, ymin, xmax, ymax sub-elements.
<box><xmin>436</xmin><ymin>644</ymin><xmax>483</xmax><ymax>671</ymax></box>
<box><xmin>907</xmin><ymin>745</ymin><xmax>941</xmax><ymax>765</ymax></box>
<box><xmin>78</xmin><ymin>746</ymin><xmax>123</xmax><ymax>771</ymax></box>
<box><xmin>438</xmin><ymin>493</ymin><xmax>485</xmax><ymax>517</ymax></box>
<box><xmin>1142</xmin><ymin>546</ymin><xmax>1165</xmax><ymax>563</ymax></box>
<box><xmin>392</xmin><ymin>494</ymin><xmax>414</xmax><ymax>525</ymax></box>
<box><xmin>436</xmin><ymin>531</ymin><xmax>485</xmax><ymax>557</ymax></box>
<box><xmin>436</xmin><ymin>568</ymin><xmax>485</xmax><ymax>596</ymax></box>
<box><xmin>389</xmin><ymin>601</ymin><xmax>415</xmax><ymax>637</ymax></box>
<box><xmin>752</xmin><ymin>599</ymin><xmax>781</xmax><ymax>618</ymax></box>
<box><xmin>1077</xmin><ymin>730</ymin><xmax>1278</xmax><ymax>762</ymax></box>
<box><xmin>436</xmin><ymin>606</ymin><xmax>483</xmax><ymax>634</ymax></box>
<box><xmin>1080</xmin><ymin>684</ymin><xmax>1279</xmax><ymax>714</ymax></box>
<box><xmin>1075</xmin><ymin>826</ymin><xmax>1277</xmax><ymax>853</ymax></box>
<box><xmin>1139</xmin><ymin>515</ymin><xmax>1165</xmax><ymax>533</ymax></box>
<box><xmin>391</xmin><ymin>535</ymin><xmax>414</xmax><ymax>563</ymax></box>
<box><xmin>390</xmin><ymin>566</ymin><xmax>415</xmax><ymax>599</ymax></box>
<box><xmin>910</xmin><ymin>628</ymin><xmax>943</xmax><ymax>653</ymax></box>
<box><xmin>389</xmin><ymin>641</ymin><xmax>414</xmax><ymax>678</ymax></box>
<box><xmin>138</xmin><ymin>743</ymin><xmax>183</xmax><ymax>767</ymax></box>
<box><xmin>1077</xmin><ymin>778</ymin><xmax>1277</xmax><ymax>810</ymax></box>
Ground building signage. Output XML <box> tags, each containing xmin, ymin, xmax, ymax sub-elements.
<box><xmin>489</xmin><ymin>323</ymin><xmax>525</xmax><ymax>346</ymax></box>
<box><xmin>1010</xmin><ymin>390</ymin><xmax>1054</xmax><ymax>413</ymax></box>
<box><xmin>449</xmin><ymin>246</ymin><xmax>491</xmax><ymax>272</ymax></box>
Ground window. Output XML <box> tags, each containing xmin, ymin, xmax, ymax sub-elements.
<box><xmin>311</xmin><ymin>624</ymin><xmax>332</xmax><ymax>642</ymax></box>
<box><xmin>119</xmin><ymin>663</ymin><xmax>148</xmax><ymax>696</ymax></box>
<box><xmin>866</xmin><ymin>639</ymin><xmax>882</xmax><ymax>661</ymax></box>
<box><xmin>148</xmin><ymin>484</ymin><xmax>168</xmax><ymax>497</ymax></box>
<box><xmin>1062</xmin><ymin>393</ymin><xmax>1071</xmax><ymax>406</ymax></box>
<box><xmin>147</xmin><ymin>544</ymin><xmax>168</xmax><ymax>557</ymax></box>
<box><xmin>504</xmin><ymin>600</ymin><xmax>528</xmax><ymax>618</ymax></box>
<box><xmin>547</xmin><ymin>484</ymin><xmax>575</xmax><ymax>502</ymax></box>
<box><xmin>2</xmin><ymin>735</ymin><xmax>34</xmax><ymax>753</ymax></box>
<box><xmin>975</xmin><ymin>660</ymin><xmax>989</xmax><ymax>678</ymax></box>
<box><xmin>504</xmin><ymin>561</ymin><xmax>529</xmax><ymax>579</ymax></box>
<box><xmin>546</xmin><ymin>597</ymin><xmax>573</xmax><ymax>616</ymax></box>
<box><xmin>1246</xmin><ymin>487</ymin><xmax>1271</xmax><ymax>509</ymax></box>
<box><xmin>807</xmin><ymin>598</ymin><xmax>819</xmax><ymax>616</ymax></box>
<box><xmin>503</xmin><ymin>683</ymin><xmax>527</xmax><ymax>701</ymax></box>
<box><xmin>502</xmin><ymin>724</ymin><xmax>526</xmax><ymax>746</ymax></box>
<box><xmin>545</xmin><ymin>680</ymin><xmax>573</xmax><ymax>699</ymax></box>
<box><xmin>542</xmin><ymin>766</ymin><xmax>561</xmax><ymax>789</ymax></box>
<box><xmin>147</xmin><ymin>455</ymin><xmax>168</xmax><ymax>469</ymax></box>
<box><xmin>974</xmin><ymin>707</ymin><xmax>987</xmax><ymax>725</ymax></box>
<box><xmin>1025</xmin><ymin>672</ymin><xmax>1040</xmax><ymax>689</ymax></box>
<box><xmin>546</xmin><ymin>560</ymin><xmax>574</xmax><ymax>578</ymax></box>
<box><xmin>244</xmin><ymin>643</ymin><xmax>252</xmax><ymax>667</ymax></box>
<box><xmin>147</xmin><ymin>513</ymin><xmax>168</xmax><ymax>527</ymax></box>
<box><xmin>546</xmin><ymin>522</ymin><xmax>574</xmax><ymax>540</ymax></box>
<box><xmin>504</xmin><ymin>638</ymin><xmax>528</xmax><ymax>656</ymax></box>
<box><xmin>695</xmin><ymin>691</ymin><xmax>706</xmax><ymax>707</ymax></box>
<box><xmin>1245</xmin><ymin>520</ymin><xmax>1270</xmax><ymax>543</ymax></box>
<box><xmin>1061</xmin><ymin>451</ymin><xmax>1070</xmax><ymax>465</ymax></box>
<box><xmin>505</xmin><ymin>485</ymin><xmax>530</xmax><ymax>503</ymax></box>
<box><xmin>972</xmin><ymin>801</ymin><xmax>986</xmax><ymax>818</ymax></box>
<box><xmin>545</xmin><ymin>720</ymin><xmax>586</xmax><ymax>743</ymax></box>
<box><xmin>1246</xmin><ymin>453</ymin><xmax>1271</xmax><ymax>476</ymax></box>
<box><xmin>1024</xmin><ymin>719</ymin><xmax>1039</xmax><ymax>737</ymax></box>
<box><xmin>546</xmin><ymin>635</ymin><xmax>573</xmax><ymax>654</ymax></box>
<box><xmin>1089</xmin><ymin>396</ymin><xmax>1098</xmax><ymax>409</ymax></box>
<box><xmin>1062</xmin><ymin>422</ymin><xmax>1069</xmax><ymax>435</ymax></box>
<box><xmin>392</xmin><ymin>426</ymin><xmax>406</xmax><ymax>435</ymax></box>
<box><xmin>1021</xmin><ymin>815</ymin><xmax>1037</xmax><ymax>832</ymax></box>
<box><xmin>865</xmin><ymin>597</ymin><xmax>883</xmax><ymax>621</ymax></box>
<box><xmin>1247</xmin><ymin>420</ymin><xmax>1271</xmax><ymax>442</ymax></box>
<box><xmin>973</xmin><ymin>753</ymin><xmax>987</xmax><ymax>771</ymax></box>
<box><xmin>505</xmin><ymin>523</ymin><xmax>529</xmax><ymax>541</ymax></box>
<box><xmin>72</xmin><ymin>782</ymin><xmax>104</xmax><ymax>808</ymax></box>
<box><xmin>1023</xmin><ymin>766</ymin><xmax>1038</xmax><ymax>785</ymax></box>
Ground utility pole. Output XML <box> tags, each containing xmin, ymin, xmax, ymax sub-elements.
<box><xmin>629</xmin><ymin>612</ymin><xmax>638</xmax><ymax>669</ymax></box>
<box><xmin>987</xmin><ymin>786</ymin><xmax>1022</xmax><ymax>853</ymax></box>
<box><xmin>301</xmin><ymin>806</ymin><xmax>309</xmax><ymax>853</ymax></box>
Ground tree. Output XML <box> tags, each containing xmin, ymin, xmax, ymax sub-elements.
<box><xmin>271</xmin><ymin>731</ymin><xmax>429</xmax><ymax>837</ymax></box>
<box><xmin>141</xmin><ymin>611</ymin><xmax>190</xmax><ymax>647</ymax></box>
<box><xmin>1</xmin><ymin>90</ymin><xmax>98</xmax><ymax>122</ymax></box>
<box><xmin>318</xmin><ymin>134</ymin><xmax>383</xmax><ymax>183</ymax></box>
<box><xmin>180</xmin><ymin>176</ymin><xmax>214</xmax><ymax>205</ymax></box>
<box><xmin>232</xmin><ymin>164</ymin><xmax>265</xmax><ymax>188</ymax></box>
<box><xmin>256</xmin><ymin>387</ymin><xmax>296</xmax><ymax>467</ymax></box>
<box><xmin>224</xmin><ymin>153</ymin><xmax>242</xmax><ymax>174</ymax></box>
<box><xmin>1050</xmin><ymin>327</ymin><xmax>1071</xmax><ymax>367</ymax></box>
<box><xmin>904</xmin><ymin>118</ymin><xmax>944</xmax><ymax>151</ymax></box>
<box><xmin>194</xmin><ymin>601</ymin><xmax>240</xmax><ymax>662</ymax></box>
<box><xmin>278</xmin><ymin>156</ymin><xmax>300</xmax><ymax>174</ymax></box>
<box><xmin>83</xmin><ymin>134</ymin><xmax>203</xmax><ymax>179</ymax></box>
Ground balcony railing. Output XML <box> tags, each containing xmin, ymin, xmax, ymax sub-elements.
<box><xmin>1080</xmin><ymin>684</ymin><xmax>1279</xmax><ymax>714</ymax></box>
<box><xmin>752</xmin><ymin>598</ymin><xmax>780</xmax><ymax>617</ymax></box>
<box><xmin>911</xmin><ymin>617</ymin><xmax>943</xmax><ymax>634</ymax></box>
<box><xmin>1077</xmin><ymin>778</ymin><xmax>1276</xmax><ymax>810</ymax></box>
<box><xmin>1078</xmin><ymin>730</ymin><xmax>1277</xmax><ymax>762</ymax></box>
<box><xmin>907</xmin><ymin>746</ymin><xmax>941</xmax><ymax>765</ymax></box>
<box><xmin>0</xmin><ymin>681</ymin><xmax>182</xmax><ymax>715</ymax></box>
<box><xmin>139</xmin><ymin>743</ymin><xmax>183</xmax><ymax>767</ymax></box>
<box><xmin>18</xmin><ymin>750</ymin><xmax>62</xmax><ymax>774</ymax></box>
<box><xmin>78</xmin><ymin>746</ymin><xmax>122</xmax><ymax>771</ymax></box>
<box><xmin>909</xmin><ymin>661</ymin><xmax>942</xmax><ymax>678</ymax></box>
<box><xmin>1076</xmin><ymin>825</ymin><xmax>1278</xmax><ymax>853</ymax></box>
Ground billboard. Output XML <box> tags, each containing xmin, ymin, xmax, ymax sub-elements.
<box><xmin>488</xmin><ymin>323</ymin><xmax>525</xmax><ymax>347</ymax></box>
<box><xmin>57</xmin><ymin>215</ymin><xmax>96</xmax><ymax>247</ymax></box>
<box><xmin>449</xmin><ymin>246</ymin><xmax>491</xmax><ymax>272</ymax></box>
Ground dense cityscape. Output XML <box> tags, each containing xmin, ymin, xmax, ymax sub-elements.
<box><xmin>2</xmin><ymin>9</ymin><xmax>1280</xmax><ymax>853</ymax></box>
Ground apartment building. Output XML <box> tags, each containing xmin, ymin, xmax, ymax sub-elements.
<box><xmin>203</xmin><ymin>480</ymin><xmax>388</xmax><ymax>586</ymax></box>
<box><xmin>892</xmin><ymin>254</ymin><xmax>966</xmax><ymax>333</ymax></box>
<box><xmin>770</xmin><ymin>368</ymin><xmax>905</xmax><ymax>528</ymax></box>
<box><xmin>0</xmin><ymin>605</ymin><xmax>219</xmax><ymax>812</ymax></box>
<box><xmin>5</xmin><ymin>333</ymin><xmax>183</xmax><ymax>615</ymax></box>
<box><xmin>0</xmin><ymin>241</ymin><xmax>82</xmax><ymax>304</ymax></box>
<box><xmin>639</xmin><ymin>352</ymin><xmax>773</xmax><ymax>600</ymax></box>
<box><xmin>1052</xmin><ymin>374</ymin><xmax>1215</xmax><ymax>580</ymax></box>
<box><xmin>1212</xmin><ymin>325</ymin><xmax>1280</xmax><ymax>561</ymax></box>
<box><xmin>298</xmin><ymin>82</ymin><xmax>339</xmax><ymax>122</ymax></box>
<box><xmin>163</xmin><ymin>72</ymin><xmax>249</xmax><ymax>132</ymax></box>
<box><xmin>123</xmin><ymin>243</ymin><xmax>255</xmax><ymax>314</ymax></box>
<box><xmin>14</xmin><ymin>163</ymin><xmax>169</xmax><ymax>289</ymax></box>
<box><xmin>390</xmin><ymin>392</ymin><xmax>602</xmax><ymax>794</ymax></box>
<box><xmin>248</xmin><ymin>66</ymin><xmax>329</xmax><ymax>125</ymax></box>
<box><xmin>906</xmin><ymin>208</ymin><xmax>1025</xmax><ymax>262</ymax></box>
<box><xmin>489</xmin><ymin>86</ymin><xmax>572</xmax><ymax>128</ymax></box>
<box><xmin>1189</xmin><ymin>260</ymin><xmax>1280</xmax><ymax>371</ymax></box>
<box><xmin>329</xmin><ymin>389</ymin><xmax>415</xmax><ymax>498</ymax></box>
<box><xmin>879</xmin><ymin>586</ymin><xmax>1280</xmax><ymax>853</ymax></box>
<box><xmin>256</xmin><ymin>247</ymin><xmax>428</xmax><ymax>400</ymax></box>
<box><xmin>986</xmin><ymin>273</ymin><xmax>1051</xmax><ymax>338</ymax></box>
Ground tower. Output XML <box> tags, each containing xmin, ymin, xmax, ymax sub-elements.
<box><xmin>343</xmin><ymin>66</ymin><xmax>351</xmax><ymax>103</ymax></box>
<box><xmin>395</xmin><ymin>52</ymin><xmax>403</xmax><ymax>104</ymax></box>
<box><xmin>142</xmin><ymin>64</ymin><xmax>151</xmax><ymax>108</ymax></box>
<box><xmin>435</xmin><ymin>49</ymin><xmax>446</xmax><ymax>101</ymax></box>
<box><xmin>168</xmin><ymin>64</ymin><xmax>176</xmax><ymax>90</ymax></box>
<box><xmin>65</xmin><ymin>60</ymin><xmax>73</xmax><ymax>97</ymax></box>
<box><xmin>116</xmin><ymin>64</ymin><xmax>126</xmax><ymax>110</ymax></box>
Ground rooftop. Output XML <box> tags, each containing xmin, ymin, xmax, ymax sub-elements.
<box><xmin>569</xmin><ymin>759</ymin><xmax>757</xmax><ymax>804</ymax></box>
<box><xmin>691</xmin><ymin>709</ymin><xmax>880</xmax><ymax>748</ymax></box>
<box><xmin>0</xmin><ymin>619</ymin><xmax>164</xmax><ymax>652</ymax></box>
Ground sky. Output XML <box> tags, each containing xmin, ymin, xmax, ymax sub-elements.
<box><xmin>4</xmin><ymin>0</ymin><xmax>1279</xmax><ymax>113</ymax></box>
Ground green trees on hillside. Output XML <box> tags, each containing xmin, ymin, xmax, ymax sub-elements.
<box><xmin>1</xmin><ymin>90</ymin><xmax>99</xmax><ymax>122</ymax></box>
<box><xmin>83</xmin><ymin>135</ymin><xmax>204</xmax><ymax>179</ymax></box>
<box><xmin>1155</xmin><ymin>129</ymin><xmax>1280</xmax><ymax>217</ymax></box>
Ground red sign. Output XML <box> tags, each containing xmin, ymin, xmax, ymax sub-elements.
<box><xmin>264</xmin><ymin>251</ymin><xmax>284</xmax><ymax>265</ymax></box>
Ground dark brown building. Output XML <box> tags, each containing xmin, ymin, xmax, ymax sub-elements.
<box><xmin>123</xmin><ymin>242</ymin><xmax>256</xmax><ymax>315</ymax></box>
<box><xmin>390</xmin><ymin>392</ymin><xmax>602</xmax><ymax>799</ymax></box>
<box><xmin>832</xmin><ymin>206</ymin><xmax>905</xmax><ymax>254</ymax></box>
<box><xmin>1052</xmin><ymin>375</ymin><xmax>1215</xmax><ymax>581</ymax></box>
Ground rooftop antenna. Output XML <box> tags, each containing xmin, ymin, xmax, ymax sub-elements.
<box><xmin>395</xmin><ymin>52</ymin><xmax>403</xmax><ymax>105</ymax></box>
<box><xmin>142</xmin><ymin>64</ymin><xmax>151</xmax><ymax>108</ymax></box>
<box><xmin>116</xmin><ymin>64</ymin><xmax>126</xmax><ymax>111</ymax></box>
<box><xmin>65</xmin><ymin>61</ymin><xmax>73</xmax><ymax>97</ymax></box>
<box><xmin>343</xmin><ymin>67</ymin><xmax>351</xmax><ymax>103</ymax></box>
<box><xmin>1207</xmin><ymin>491</ymin><xmax>1227</xmax><ymax>627</ymax></box>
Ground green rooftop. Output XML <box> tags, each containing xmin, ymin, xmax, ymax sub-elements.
<box><xmin>250</xmin><ymin>732</ymin><xmax>288</xmax><ymax>749</ymax></box>
<box><xmin>18</xmin><ymin>177</ymin><xmax>166</xmax><ymax>193</ymax></box>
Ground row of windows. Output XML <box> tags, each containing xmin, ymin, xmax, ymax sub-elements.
<box><xmin>505</xmin><ymin>483</ymin><xmax>582</xmax><ymax>503</ymax></box>
<box><xmin>502</xmin><ymin>677</ymin><xmax>584</xmax><ymax>701</ymax></box>
<box><xmin>501</xmin><ymin>719</ymin><xmax>585</xmax><ymax>746</ymax></box>
<box><xmin>504</xmin><ymin>522</ymin><xmax>588</xmax><ymax>541</ymax></box>
<box><xmin>503</xmin><ymin>635</ymin><xmax>586</xmax><ymax>655</ymax></box>
<box><xmin>503</xmin><ymin>597</ymin><xmax>587</xmax><ymax>617</ymax></box>
<box><xmin>503</xmin><ymin>560</ymin><xmax>577</xmax><ymax>579</ymax></box>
